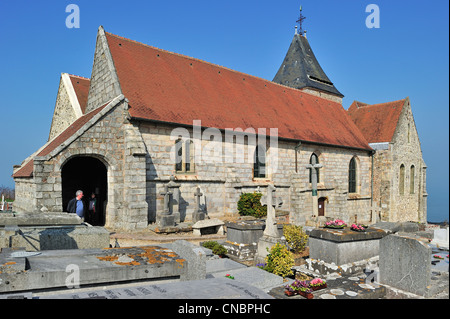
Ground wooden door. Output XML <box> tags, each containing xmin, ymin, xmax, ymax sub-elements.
<box><xmin>318</xmin><ymin>197</ymin><xmax>326</xmax><ymax>216</ymax></box>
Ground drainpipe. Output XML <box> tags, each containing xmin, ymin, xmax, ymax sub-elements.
<box><xmin>370</xmin><ymin>150</ymin><xmax>375</xmax><ymax>207</ymax></box>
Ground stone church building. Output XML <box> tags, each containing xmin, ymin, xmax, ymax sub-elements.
<box><xmin>12</xmin><ymin>26</ymin><xmax>427</xmax><ymax>230</ymax></box>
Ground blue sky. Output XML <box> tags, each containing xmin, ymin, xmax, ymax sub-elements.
<box><xmin>0</xmin><ymin>0</ymin><xmax>448</xmax><ymax>222</ymax></box>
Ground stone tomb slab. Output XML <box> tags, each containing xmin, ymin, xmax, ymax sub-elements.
<box><xmin>0</xmin><ymin>246</ymin><xmax>187</xmax><ymax>294</ymax></box>
<box><xmin>379</xmin><ymin>234</ymin><xmax>448</xmax><ymax>298</ymax></box>
<box><xmin>0</xmin><ymin>212</ymin><xmax>82</xmax><ymax>227</ymax></box>
<box><xmin>0</xmin><ymin>224</ymin><xmax>110</xmax><ymax>251</ymax></box>
<box><xmin>192</xmin><ymin>218</ymin><xmax>225</xmax><ymax>236</ymax></box>
<box><xmin>208</xmin><ymin>266</ymin><xmax>287</xmax><ymax>292</ymax></box>
<box><xmin>308</xmin><ymin>227</ymin><xmax>388</xmax><ymax>265</ymax></box>
<box><xmin>37</xmin><ymin>277</ymin><xmax>273</xmax><ymax>299</ymax></box>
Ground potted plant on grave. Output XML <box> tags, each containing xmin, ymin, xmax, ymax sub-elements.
<box><xmin>309</xmin><ymin>278</ymin><xmax>327</xmax><ymax>291</ymax></box>
<box><xmin>351</xmin><ymin>224</ymin><xmax>366</xmax><ymax>232</ymax></box>
<box><xmin>324</xmin><ymin>219</ymin><xmax>347</xmax><ymax>229</ymax></box>
<box><xmin>284</xmin><ymin>284</ymin><xmax>297</xmax><ymax>296</ymax></box>
<box><xmin>284</xmin><ymin>280</ymin><xmax>313</xmax><ymax>299</ymax></box>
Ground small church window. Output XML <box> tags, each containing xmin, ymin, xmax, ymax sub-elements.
<box><xmin>399</xmin><ymin>164</ymin><xmax>405</xmax><ymax>195</ymax></box>
<box><xmin>254</xmin><ymin>145</ymin><xmax>266</xmax><ymax>178</ymax></box>
<box><xmin>309</xmin><ymin>154</ymin><xmax>320</xmax><ymax>183</ymax></box>
<box><xmin>410</xmin><ymin>165</ymin><xmax>415</xmax><ymax>194</ymax></box>
<box><xmin>185</xmin><ymin>140</ymin><xmax>194</xmax><ymax>172</ymax></box>
<box><xmin>348</xmin><ymin>157</ymin><xmax>357</xmax><ymax>193</ymax></box>
<box><xmin>175</xmin><ymin>138</ymin><xmax>183</xmax><ymax>172</ymax></box>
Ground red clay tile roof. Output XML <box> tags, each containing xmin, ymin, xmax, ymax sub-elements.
<box><xmin>68</xmin><ymin>74</ymin><xmax>90</xmax><ymax>114</ymax></box>
<box><xmin>347</xmin><ymin>99</ymin><xmax>406</xmax><ymax>143</ymax></box>
<box><xmin>13</xmin><ymin>105</ymin><xmax>106</xmax><ymax>178</ymax></box>
<box><xmin>105</xmin><ymin>32</ymin><xmax>371</xmax><ymax>151</ymax></box>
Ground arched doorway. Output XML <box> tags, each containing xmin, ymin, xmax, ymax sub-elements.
<box><xmin>61</xmin><ymin>156</ymin><xmax>107</xmax><ymax>226</ymax></box>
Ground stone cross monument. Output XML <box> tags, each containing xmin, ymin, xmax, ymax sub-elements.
<box><xmin>167</xmin><ymin>175</ymin><xmax>181</xmax><ymax>223</ymax></box>
<box><xmin>256</xmin><ymin>184</ymin><xmax>286</xmax><ymax>263</ymax></box>
<box><xmin>306</xmin><ymin>156</ymin><xmax>323</xmax><ymax>217</ymax></box>
<box><xmin>156</xmin><ymin>184</ymin><xmax>175</xmax><ymax>228</ymax></box>
<box><xmin>260</xmin><ymin>184</ymin><xmax>282</xmax><ymax>238</ymax></box>
<box><xmin>192</xmin><ymin>186</ymin><xmax>205</xmax><ymax>223</ymax></box>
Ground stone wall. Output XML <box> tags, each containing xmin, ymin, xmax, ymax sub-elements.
<box><xmin>48</xmin><ymin>76</ymin><xmax>79</xmax><ymax>141</ymax></box>
<box><xmin>373</xmin><ymin>100</ymin><xmax>427</xmax><ymax>223</ymax></box>
<box><xmin>139</xmin><ymin>121</ymin><xmax>372</xmax><ymax>225</ymax></box>
<box><xmin>12</xmin><ymin>178</ymin><xmax>36</xmax><ymax>213</ymax></box>
<box><xmin>85</xmin><ymin>27</ymin><xmax>122</xmax><ymax>114</ymax></box>
<box><xmin>14</xmin><ymin>96</ymin><xmax>149</xmax><ymax>230</ymax></box>
<box><xmin>301</xmin><ymin>88</ymin><xmax>343</xmax><ymax>104</ymax></box>
<box><xmin>290</xmin><ymin>144</ymin><xmax>372</xmax><ymax>225</ymax></box>
<box><xmin>371</xmin><ymin>147</ymin><xmax>393</xmax><ymax>221</ymax></box>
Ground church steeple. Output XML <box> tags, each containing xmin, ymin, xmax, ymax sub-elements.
<box><xmin>273</xmin><ymin>7</ymin><xmax>344</xmax><ymax>101</ymax></box>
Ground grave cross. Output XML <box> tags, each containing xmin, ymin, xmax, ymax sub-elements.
<box><xmin>160</xmin><ymin>185</ymin><xmax>173</xmax><ymax>215</ymax></box>
<box><xmin>260</xmin><ymin>184</ymin><xmax>281</xmax><ymax>238</ymax></box>
<box><xmin>194</xmin><ymin>187</ymin><xmax>203</xmax><ymax>214</ymax></box>
<box><xmin>306</xmin><ymin>156</ymin><xmax>323</xmax><ymax>216</ymax></box>
<box><xmin>369</xmin><ymin>204</ymin><xmax>382</xmax><ymax>223</ymax></box>
<box><xmin>192</xmin><ymin>186</ymin><xmax>206</xmax><ymax>223</ymax></box>
<box><xmin>167</xmin><ymin>175</ymin><xmax>181</xmax><ymax>222</ymax></box>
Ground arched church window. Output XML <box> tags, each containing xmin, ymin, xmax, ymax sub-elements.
<box><xmin>175</xmin><ymin>138</ymin><xmax>183</xmax><ymax>172</ymax></box>
<box><xmin>348</xmin><ymin>157</ymin><xmax>357</xmax><ymax>193</ymax></box>
<box><xmin>185</xmin><ymin>140</ymin><xmax>195</xmax><ymax>172</ymax></box>
<box><xmin>175</xmin><ymin>138</ymin><xmax>195</xmax><ymax>173</ymax></box>
<box><xmin>309</xmin><ymin>153</ymin><xmax>320</xmax><ymax>183</ymax></box>
<box><xmin>399</xmin><ymin>164</ymin><xmax>405</xmax><ymax>195</ymax></box>
<box><xmin>254</xmin><ymin>145</ymin><xmax>266</xmax><ymax>178</ymax></box>
<box><xmin>410</xmin><ymin>165</ymin><xmax>415</xmax><ymax>194</ymax></box>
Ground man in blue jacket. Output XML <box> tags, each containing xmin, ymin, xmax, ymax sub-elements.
<box><xmin>67</xmin><ymin>190</ymin><xmax>86</xmax><ymax>221</ymax></box>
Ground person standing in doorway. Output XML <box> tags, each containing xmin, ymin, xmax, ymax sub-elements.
<box><xmin>67</xmin><ymin>190</ymin><xmax>86</xmax><ymax>222</ymax></box>
<box><xmin>88</xmin><ymin>193</ymin><xmax>97</xmax><ymax>225</ymax></box>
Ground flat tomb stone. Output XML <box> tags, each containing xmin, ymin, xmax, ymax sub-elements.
<box><xmin>0</xmin><ymin>246</ymin><xmax>187</xmax><ymax>293</ymax></box>
<box><xmin>192</xmin><ymin>218</ymin><xmax>225</xmax><ymax>236</ymax></box>
<box><xmin>36</xmin><ymin>277</ymin><xmax>274</xmax><ymax>299</ymax></box>
<box><xmin>308</xmin><ymin>227</ymin><xmax>388</xmax><ymax>265</ymax></box>
<box><xmin>0</xmin><ymin>212</ymin><xmax>82</xmax><ymax>227</ymax></box>
<box><xmin>0</xmin><ymin>224</ymin><xmax>110</xmax><ymax>251</ymax></box>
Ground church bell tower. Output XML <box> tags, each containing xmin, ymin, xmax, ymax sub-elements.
<box><xmin>273</xmin><ymin>6</ymin><xmax>344</xmax><ymax>103</ymax></box>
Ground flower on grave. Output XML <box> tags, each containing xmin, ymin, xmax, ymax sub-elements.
<box><xmin>256</xmin><ymin>263</ymin><xmax>266</xmax><ymax>269</ymax></box>
<box><xmin>351</xmin><ymin>224</ymin><xmax>366</xmax><ymax>232</ymax></box>
<box><xmin>325</xmin><ymin>219</ymin><xmax>347</xmax><ymax>228</ymax></box>
<box><xmin>433</xmin><ymin>255</ymin><xmax>444</xmax><ymax>260</ymax></box>
<box><xmin>225</xmin><ymin>274</ymin><xmax>235</xmax><ymax>279</ymax></box>
<box><xmin>309</xmin><ymin>278</ymin><xmax>326</xmax><ymax>287</ymax></box>
<box><xmin>285</xmin><ymin>280</ymin><xmax>312</xmax><ymax>293</ymax></box>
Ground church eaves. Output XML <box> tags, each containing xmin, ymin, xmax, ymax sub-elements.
<box><xmin>273</xmin><ymin>33</ymin><xmax>344</xmax><ymax>98</ymax></box>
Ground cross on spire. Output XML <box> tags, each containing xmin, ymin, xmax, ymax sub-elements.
<box><xmin>296</xmin><ymin>5</ymin><xmax>306</xmax><ymax>36</ymax></box>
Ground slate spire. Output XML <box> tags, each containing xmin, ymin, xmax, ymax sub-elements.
<box><xmin>273</xmin><ymin>10</ymin><xmax>344</xmax><ymax>98</ymax></box>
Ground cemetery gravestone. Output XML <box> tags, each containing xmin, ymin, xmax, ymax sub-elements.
<box><xmin>192</xmin><ymin>187</ymin><xmax>206</xmax><ymax>223</ymax></box>
<box><xmin>156</xmin><ymin>185</ymin><xmax>175</xmax><ymax>228</ymax></box>
<box><xmin>255</xmin><ymin>184</ymin><xmax>286</xmax><ymax>263</ymax></box>
<box><xmin>379</xmin><ymin>234</ymin><xmax>432</xmax><ymax>297</ymax></box>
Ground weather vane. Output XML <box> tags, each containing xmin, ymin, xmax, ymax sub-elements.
<box><xmin>296</xmin><ymin>5</ymin><xmax>306</xmax><ymax>35</ymax></box>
